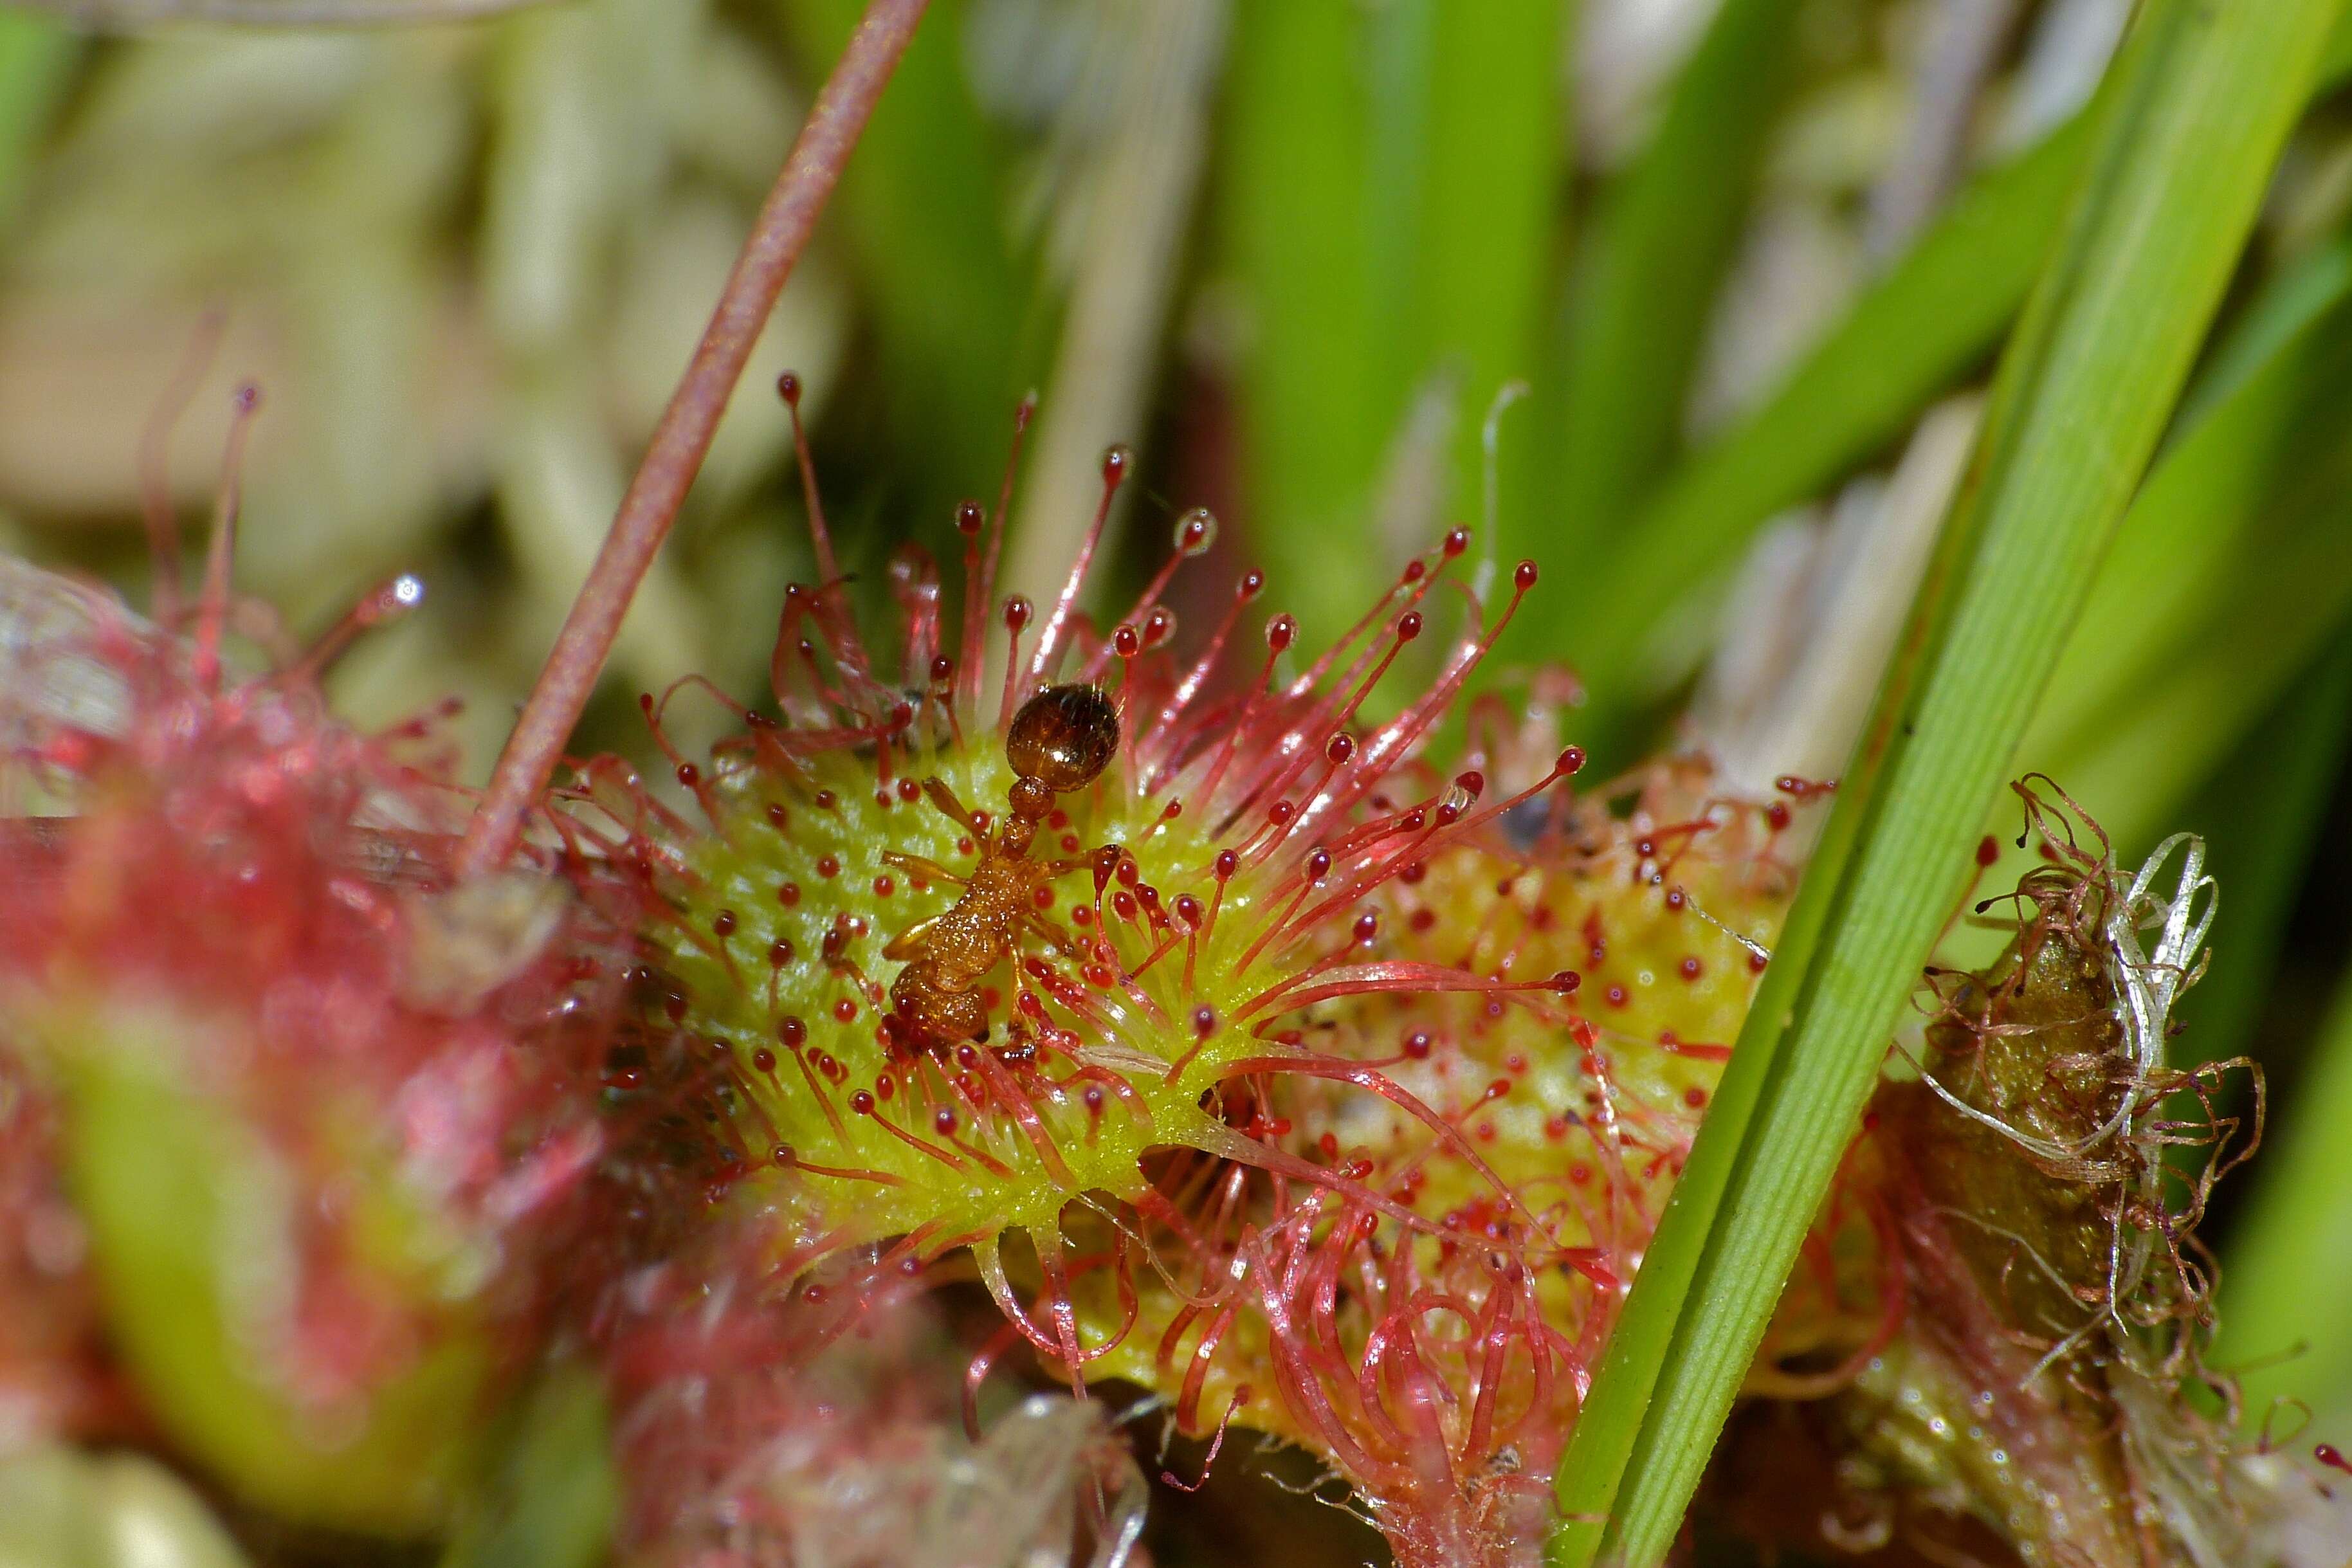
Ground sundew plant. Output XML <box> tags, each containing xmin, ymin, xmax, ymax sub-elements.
<box><xmin>3</xmin><ymin>1</ymin><xmax>2352</xmax><ymax>1566</ymax></box>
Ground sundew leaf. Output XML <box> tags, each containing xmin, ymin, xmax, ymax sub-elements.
<box><xmin>1548</xmin><ymin>1</ymin><xmax>2347</xmax><ymax>1562</ymax></box>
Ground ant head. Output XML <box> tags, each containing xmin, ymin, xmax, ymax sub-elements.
<box><xmin>1007</xmin><ymin>684</ymin><xmax>1120</xmax><ymax>794</ymax></box>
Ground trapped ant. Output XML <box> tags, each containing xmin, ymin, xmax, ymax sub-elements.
<box><xmin>883</xmin><ymin>683</ymin><xmax>1121</xmax><ymax>1050</ymax></box>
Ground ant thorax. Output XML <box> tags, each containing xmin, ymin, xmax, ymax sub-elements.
<box><xmin>883</xmin><ymin>684</ymin><xmax>1121</xmax><ymax>1052</ymax></box>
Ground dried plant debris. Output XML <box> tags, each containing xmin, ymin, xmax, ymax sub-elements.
<box><xmin>1733</xmin><ymin>781</ymin><xmax>2351</xmax><ymax>1567</ymax></box>
<box><xmin>603</xmin><ymin>1232</ymin><xmax>1147</xmax><ymax>1568</ymax></box>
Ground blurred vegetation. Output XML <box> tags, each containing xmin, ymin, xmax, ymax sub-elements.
<box><xmin>10</xmin><ymin>0</ymin><xmax>2352</xmax><ymax>1555</ymax></box>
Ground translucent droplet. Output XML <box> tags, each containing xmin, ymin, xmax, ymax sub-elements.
<box><xmin>1174</xmin><ymin>506</ymin><xmax>1219</xmax><ymax>557</ymax></box>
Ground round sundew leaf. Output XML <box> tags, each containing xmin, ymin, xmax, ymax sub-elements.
<box><xmin>0</xmin><ymin>1443</ymin><xmax>255</xmax><ymax>1568</ymax></box>
<box><xmin>40</xmin><ymin>1000</ymin><xmax>495</xmax><ymax>1536</ymax></box>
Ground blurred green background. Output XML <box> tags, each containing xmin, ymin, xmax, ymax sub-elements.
<box><xmin>8</xmin><ymin>0</ymin><xmax>2352</xmax><ymax>1556</ymax></box>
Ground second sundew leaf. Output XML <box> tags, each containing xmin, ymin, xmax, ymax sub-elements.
<box><xmin>1551</xmin><ymin>0</ymin><xmax>2347</xmax><ymax>1561</ymax></box>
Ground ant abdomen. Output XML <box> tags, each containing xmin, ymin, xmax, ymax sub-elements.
<box><xmin>1006</xmin><ymin>684</ymin><xmax>1119</xmax><ymax>795</ymax></box>
<box><xmin>889</xmin><ymin>958</ymin><xmax>989</xmax><ymax>1048</ymax></box>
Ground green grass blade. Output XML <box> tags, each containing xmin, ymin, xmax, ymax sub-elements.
<box><xmin>1548</xmin><ymin>2</ymin><xmax>2342</xmax><ymax>1560</ymax></box>
<box><xmin>1414</xmin><ymin>0</ymin><xmax>1567</xmax><ymax>525</ymax></box>
<box><xmin>1562</xmin><ymin>115</ymin><xmax>2089</xmax><ymax>702</ymax></box>
<box><xmin>1226</xmin><ymin>0</ymin><xmax>1569</xmax><ymax>637</ymax></box>
<box><xmin>1932</xmin><ymin>244</ymin><xmax>2352</xmax><ymax>976</ymax></box>
<box><xmin>2326</xmin><ymin>4</ymin><xmax>2352</xmax><ymax>77</ymax></box>
<box><xmin>2169</xmin><ymin>632</ymin><xmax>2352</xmax><ymax>1077</ymax></box>
<box><xmin>0</xmin><ymin>10</ymin><xmax>70</xmax><ymax>232</ymax></box>
<box><xmin>2019</xmin><ymin>272</ymin><xmax>2352</xmax><ymax>865</ymax></box>
<box><xmin>1538</xmin><ymin>0</ymin><xmax>1798</xmax><ymax>570</ymax></box>
<box><xmin>441</xmin><ymin>1367</ymin><xmax>615</xmax><ymax>1568</ymax></box>
<box><xmin>1565</xmin><ymin>26</ymin><xmax>2352</xmax><ymax>710</ymax></box>
<box><xmin>1220</xmin><ymin>0</ymin><xmax>1386</xmax><ymax>637</ymax></box>
<box><xmin>2027</xmin><ymin>259</ymin><xmax>2352</xmax><ymax>772</ymax></box>
<box><xmin>776</xmin><ymin>0</ymin><xmax>1030</xmax><ymax>528</ymax></box>
<box><xmin>2178</xmin><ymin>236</ymin><xmax>2352</xmax><ymax>425</ymax></box>
<box><xmin>2220</xmin><ymin>938</ymin><xmax>2352</xmax><ymax>1427</ymax></box>
<box><xmin>2043</xmin><ymin>498</ymin><xmax>2352</xmax><ymax>859</ymax></box>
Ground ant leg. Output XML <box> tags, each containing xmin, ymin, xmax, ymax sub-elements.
<box><xmin>1039</xmin><ymin>843</ymin><xmax>1124</xmax><ymax>880</ymax></box>
<box><xmin>1019</xmin><ymin>908</ymin><xmax>1088</xmax><ymax>959</ymax></box>
<box><xmin>920</xmin><ymin>776</ymin><xmax>987</xmax><ymax>839</ymax></box>
<box><xmin>882</xmin><ymin>850</ymin><xmax>965</xmax><ymax>887</ymax></box>
<box><xmin>882</xmin><ymin>913</ymin><xmax>943</xmax><ymax>962</ymax></box>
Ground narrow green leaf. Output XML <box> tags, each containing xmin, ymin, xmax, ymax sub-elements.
<box><xmin>2169</xmin><ymin>632</ymin><xmax>2352</xmax><ymax>1077</ymax></box>
<box><xmin>1414</xmin><ymin>0</ymin><xmax>1567</xmax><ymax>525</ymax></box>
<box><xmin>1538</xmin><ymin>0</ymin><xmax>1798</xmax><ymax>571</ymax></box>
<box><xmin>2220</xmin><ymin>942</ymin><xmax>2352</xmax><ymax>1427</ymax></box>
<box><xmin>1933</xmin><ymin>242</ymin><xmax>2352</xmax><ymax>978</ymax></box>
<box><xmin>1226</xmin><ymin>1</ymin><xmax>1569</xmax><ymax>638</ymax></box>
<box><xmin>1563</xmin><ymin>115</ymin><xmax>2089</xmax><ymax>703</ymax></box>
<box><xmin>2027</xmin><ymin>262</ymin><xmax>2352</xmax><ymax>774</ymax></box>
<box><xmin>2326</xmin><ymin>4</ymin><xmax>2352</xmax><ymax>78</ymax></box>
<box><xmin>1564</xmin><ymin>25</ymin><xmax>2352</xmax><ymax>711</ymax></box>
<box><xmin>776</xmin><ymin>0</ymin><xmax>1031</xmax><ymax>527</ymax></box>
<box><xmin>441</xmin><ymin>1366</ymin><xmax>616</xmax><ymax>1568</ymax></box>
<box><xmin>1221</xmin><ymin>1</ymin><xmax>1386</xmax><ymax>638</ymax></box>
<box><xmin>0</xmin><ymin>10</ymin><xmax>73</xmax><ymax>232</ymax></box>
<box><xmin>2177</xmin><ymin>236</ymin><xmax>2352</xmax><ymax>424</ymax></box>
<box><xmin>2045</xmin><ymin>494</ymin><xmax>2352</xmax><ymax>859</ymax></box>
<box><xmin>1549</xmin><ymin>2</ymin><xmax>2342</xmax><ymax>1561</ymax></box>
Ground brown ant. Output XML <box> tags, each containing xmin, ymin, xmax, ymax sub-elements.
<box><xmin>883</xmin><ymin>683</ymin><xmax>1121</xmax><ymax>1050</ymax></box>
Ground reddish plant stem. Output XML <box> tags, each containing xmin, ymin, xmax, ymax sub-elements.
<box><xmin>459</xmin><ymin>0</ymin><xmax>931</xmax><ymax>877</ymax></box>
